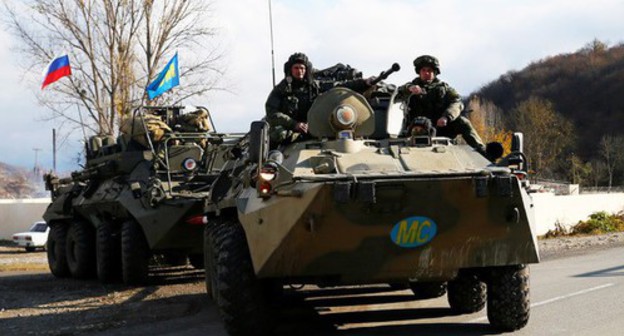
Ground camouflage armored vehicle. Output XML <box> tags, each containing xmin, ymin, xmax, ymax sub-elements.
<box><xmin>43</xmin><ymin>106</ymin><xmax>244</xmax><ymax>285</ymax></box>
<box><xmin>203</xmin><ymin>66</ymin><xmax>539</xmax><ymax>335</ymax></box>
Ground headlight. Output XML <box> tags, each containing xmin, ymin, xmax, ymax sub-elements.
<box><xmin>332</xmin><ymin>105</ymin><xmax>357</xmax><ymax>129</ymax></box>
<box><xmin>182</xmin><ymin>158</ymin><xmax>197</xmax><ymax>171</ymax></box>
<box><xmin>259</xmin><ymin>162</ymin><xmax>278</xmax><ymax>181</ymax></box>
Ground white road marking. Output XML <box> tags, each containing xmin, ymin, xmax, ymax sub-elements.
<box><xmin>469</xmin><ymin>283</ymin><xmax>615</xmax><ymax>323</ymax></box>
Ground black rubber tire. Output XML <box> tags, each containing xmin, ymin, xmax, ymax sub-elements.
<box><xmin>96</xmin><ymin>220</ymin><xmax>122</xmax><ymax>283</ymax></box>
<box><xmin>487</xmin><ymin>265</ymin><xmax>530</xmax><ymax>331</ymax></box>
<box><xmin>121</xmin><ymin>220</ymin><xmax>150</xmax><ymax>286</ymax></box>
<box><xmin>25</xmin><ymin>246</ymin><xmax>36</xmax><ymax>252</ymax></box>
<box><xmin>409</xmin><ymin>281</ymin><xmax>448</xmax><ymax>299</ymax></box>
<box><xmin>447</xmin><ymin>269</ymin><xmax>486</xmax><ymax>313</ymax></box>
<box><xmin>206</xmin><ymin>218</ymin><xmax>275</xmax><ymax>336</ymax></box>
<box><xmin>204</xmin><ymin>223</ymin><xmax>217</xmax><ymax>300</ymax></box>
<box><xmin>65</xmin><ymin>220</ymin><xmax>96</xmax><ymax>279</ymax></box>
<box><xmin>47</xmin><ymin>225</ymin><xmax>70</xmax><ymax>278</ymax></box>
<box><xmin>189</xmin><ymin>254</ymin><xmax>204</xmax><ymax>269</ymax></box>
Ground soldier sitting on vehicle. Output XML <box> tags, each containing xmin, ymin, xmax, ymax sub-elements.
<box><xmin>397</xmin><ymin>55</ymin><xmax>486</xmax><ymax>153</ymax></box>
<box><xmin>265</xmin><ymin>52</ymin><xmax>375</xmax><ymax>149</ymax></box>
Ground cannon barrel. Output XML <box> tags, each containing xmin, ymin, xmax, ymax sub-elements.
<box><xmin>371</xmin><ymin>63</ymin><xmax>400</xmax><ymax>86</ymax></box>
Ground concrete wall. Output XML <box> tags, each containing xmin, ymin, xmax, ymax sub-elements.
<box><xmin>532</xmin><ymin>192</ymin><xmax>624</xmax><ymax>235</ymax></box>
<box><xmin>1</xmin><ymin>193</ymin><xmax>623</xmax><ymax>239</ymax></box>
<box><xmin>0</xmin><ymin>199</ymin><xmax>50</xmax><ymax>239</ymax></box>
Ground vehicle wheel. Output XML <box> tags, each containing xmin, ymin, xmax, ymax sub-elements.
<box><xmin>409</xmin><ymin>281</ymin><xmax>447</xmax><ymax>299</ymax></box>
<box><xmin>487</xmin><ymin>265</ymin><xmax>530</xmax><ymax>331</ymax></box>
<box><xmin>207</xmin><ymin>217</ymin><xmax>276</xmax><ymax>335</ymax></box>
<box><xmin>25</xmin><ymin>246</ymin><xmax>36</xmax><ymax>252</ymax></box>
<box><xmin>96</xmin><ymin>220</ymin><xmax>121</xmax><ymax>283</ymax></box>
<box><xmin>204</xmin><ymin>224</ymin><xmax>216</xmax><ymax>300</ymax></box>
<box><xmin>47</xmin><ymin>224</ymin><xmax>70</xmax><ymax>278</ymax></box>
<box><xmin>189</xmin><ymin>253</ymin><xmax>204</xmax><ymax>269</ymax></box>
<box><xmin>447</xmin><ymin>269</ymin><xmax>486</xmax><ymax>313</ymax></box>
<box><xmin>66</xmin><ymin>220</ymin><xmax>96</xmax><ymax>279</ymax></box>
<box><xmin>121</xmin><ymin>219</ymin><xmax>150</xmax><ymax>286</ymax></box>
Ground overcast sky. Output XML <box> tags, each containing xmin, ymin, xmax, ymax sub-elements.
<box><xmin>2</xmin><ymin>0</ymin><xmax>624</xmax><ymax>172</ymax></box>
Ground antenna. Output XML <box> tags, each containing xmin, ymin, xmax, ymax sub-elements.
<box><xmin>52</xmin><ymin>128</ymin><xmax>57</xmax><ymax>173</ymax></box>
<box><xmin>268</xmin><ymin>0</ymin><xmax>276</xmax><ymax>87</ymax></box>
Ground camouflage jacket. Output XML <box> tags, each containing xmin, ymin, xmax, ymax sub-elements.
<box><xmin>397</xmin><ymin>78</ymin><xmax>463</xmax><ymax>123</ymax></box>
<box><xmin>265</xmin><ymin>77</ymin><xmax>370</xmax><ymax>131</ymax></box>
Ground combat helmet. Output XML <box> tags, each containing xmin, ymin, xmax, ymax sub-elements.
<box><xmin>413</xmin><ymin>55</ymin><xmax>440</xmax><ymax>75</ymax></box>
<box><xmin>283</xmin><ymin>52</ymin><xmax>313</xmax><ymax>78</ymax></box>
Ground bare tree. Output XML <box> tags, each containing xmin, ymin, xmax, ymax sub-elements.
<box><xmin>589</xmin><ymin>159</ymin><xmax>608</xmax><ymax>188</ymax></box>
<box><xmin>599</xmin><ymin>135</ymin><xmax>624</xmax><ymax>189</ymax></box>
<box><xmin>509</xmin><ymin>97</ymin><xmax>575</xmax><ymax>179</ymax></box>
<box><xmin>466</xmin><ymin>95</ymin><xmax>515</xmax><ymax>157</ymax></box>
<box><xmin>3</xmin><ymin>0</ymin><xmax>223</xmax><ymax>136</ymax></box>
<box><xmin>567</xmin><ymin>153</ymin><xmax>592</xmax><ymax>186</ymax></box>
<box><xmin>466</xmin><ymin>95</ymin><xmax>505</xmax><ymax>143</ymax></box>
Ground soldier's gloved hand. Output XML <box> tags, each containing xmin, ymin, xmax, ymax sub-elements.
<box><xmin>408</xmin><ymin>85</ymin><xmax>426</xmax><ymax>95</ymax></box>
<box><xmin>294</xmin><ymin>122</ymin><xmax>309</xmax><ymax>133</ymax></box>
<box><xmin>436</xmin><ymin>117</ymin><xmax>448</xmax><ymax>128</ymax></box>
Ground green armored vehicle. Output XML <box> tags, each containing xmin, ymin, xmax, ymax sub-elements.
<box><xmin>43</xmin><ymin>106</ymin><xmax>244</xmax><ymax>285</ymax></box>
<box><xmin>204</xmin><ymin>67</ymin><xmax>539</xmax><ymax>335</ymax></box>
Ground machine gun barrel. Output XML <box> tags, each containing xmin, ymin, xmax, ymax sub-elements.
<box><xmin>370</xmin><ymin>63</ymin><xmax>400</xmax><ymax>86</ymax></box>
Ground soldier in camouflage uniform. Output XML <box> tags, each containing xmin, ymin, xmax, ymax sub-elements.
<box><xmin>398</xmin><ymin>55</ymin><xmax>485</xmax><ymax>152</ymax></box>
<box><xmin>265</xmin><ymin>52</ymin><xmax>372</xmax><ymax>148</ymax></box>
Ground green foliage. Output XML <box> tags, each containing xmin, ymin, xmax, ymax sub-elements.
<box><xmin>571</xmin><ymin>211</ymin><xmax>624</xmax><ymax>235</ymax></box>
<box><xmin>540</xmin><ymin>211</ymin><xmax>624</xmax><ymax>238</ymax></box>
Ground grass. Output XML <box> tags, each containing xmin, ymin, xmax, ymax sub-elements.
<box><xmin>541</xmin><ymin>211</ymin><xmax>624</xmax><ymax>238</ymax></box>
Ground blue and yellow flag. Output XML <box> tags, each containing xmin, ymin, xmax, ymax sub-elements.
<box><xmin>147</xmin><ymin>53</ymin><xmax>180</xmax><ymax>100</ymax></box>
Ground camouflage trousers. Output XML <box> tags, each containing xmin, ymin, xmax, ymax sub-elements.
<box><xmin>437</xmin><ymin>116</ymin><xmax>485</xmax><ymax>151</ymax></box>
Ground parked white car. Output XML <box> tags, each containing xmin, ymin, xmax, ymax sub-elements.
<box><xmin>12</xmin><ymin>221</ymin><xmax>49</xmax><ymax>252</ymax></box>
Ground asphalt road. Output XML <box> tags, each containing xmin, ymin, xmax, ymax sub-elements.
<box><xmin>88</xmin><ymin>246</ymin><xmax>624</xmax><ymax>336</ymax></box>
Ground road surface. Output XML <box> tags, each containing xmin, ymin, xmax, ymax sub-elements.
<box><xmin>87</xmin><ymin>245</ymin><xmax>624</xmax><ymax>336</ymax></box>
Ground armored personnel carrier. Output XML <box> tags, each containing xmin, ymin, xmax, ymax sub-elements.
<box><xmin>203</xmin><ymin>66</ymin><xmax>539</xmax><ymax>335</ymax></box>
<box><xmin>43</xmin><ymin>106</ymin><xmax>244</xmax><ymax>285</ymax></box>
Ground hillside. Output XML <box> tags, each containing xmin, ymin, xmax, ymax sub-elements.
<box><xmin>474</xmin><ymin>40</ymin><xmax>624</xmax><ymax>161</ymax></box>
<box><xmin>0</xmin><ymin>162</ymin><xmax>44</xmax><ymax>199</ymax></box>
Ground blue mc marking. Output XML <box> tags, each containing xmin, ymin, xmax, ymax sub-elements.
<box><xmin>390</xmin><ymin>216</ymin><xmax>437</xmax><ymax>248</ymax></box>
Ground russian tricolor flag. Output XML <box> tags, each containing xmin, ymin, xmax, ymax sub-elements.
<box><xmin>41</xmin><ymin>55</ymin><xmax>72</xmax><ymax>89</ymax></box>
